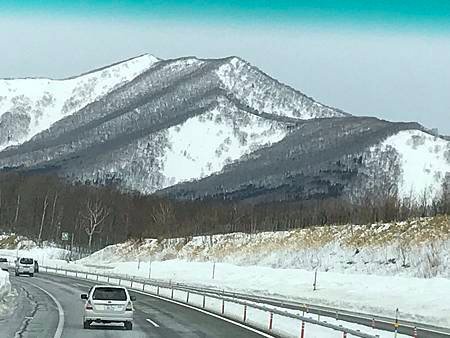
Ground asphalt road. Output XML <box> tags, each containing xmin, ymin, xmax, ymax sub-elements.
<box><xmin>0</xmin><ymin>272</ymin><xmax>272</xmax><ymax>338</ymax></box>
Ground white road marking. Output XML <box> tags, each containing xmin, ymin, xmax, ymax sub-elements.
<box><xmin>132</xmin><ymin>289</ymin><xmax>275</xmax><ymax>338</ymax></box>
<box><xmin>29</xmin><ymin>283</ymin><xmax>65</xmax><ymax>338</ymax></box>
<box><xmin>74</xmin><ymin>283</ymin><xmax>86</xmax><ymax>289</ymax></box>
<box><xmin>146</xmin><ymin>318</ymin><xmax>160</xmax><ymax>327</ymax></box>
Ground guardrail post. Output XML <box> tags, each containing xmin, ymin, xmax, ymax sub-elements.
<box><xmin>85</xmin><ymin>273</ymin><xmax>88</xmax><ymax>279</ymax></box>
<box><xmin>202</xmin><ymin>295</ymin><xmax>206</xmax><ymax>308</ymax></box>
<box><xmin>107</xmin><ymin>276</ymin><xmax>110</xmax><ymax>283</ymax></box>
<box><xmin>119</xmin><ymin>278</ymin><xmax>121</xmax><ymax>285</ymax></box>
<box><xmin>186</xmin><ymin>292</ymin><xmax>190</xmax><ymax>303</ymax></box>
<box><xmin>335</xmin><ymin>310</ymin><xmax>339</xmax><ymax>320</ymax></box>
<box><xmin>302</xmin><ymin>304</ymin><xmax>307</xmax><ymax>315</ymax></box>
<box><xmin>142</xmin><ymin>283</ymin><xmax>145</xmax><ymax>291</ymax></box>
<box><xmin>221</xmin><ymin>299</ymin><xmax>225</xmax><ymax>314</ymax></box>
<box><xmin>372</xmin><ymin>318</ymin><xmax>375</xmax><ymax>329</ymax></box>
<box><xmin>300</xmin><ymin>321</ymin><xmax>305</xmax><ymax>338</ymax></box>
<box><xmin>268</xmin><ymin>312</ymin><xmax>273</xmax><ymax>330</ymax></box>
<box><xmin>131</xmin><ymin>280</ymin><xmax>134</xmax><ymax>288</ymax></box>
<box><xmin>171</xmin><ymin>288</ymin><xmax>174</xmax><ymax>299</ymax></box>
<box><xmin>243</xmin><ymin>305</ymin><xmax>247</xmax><ymax>322</ymax></box>
<box><xmin>394</xmin><ymin>308</ymin><xmax>400</xmax><ymax>338</ymax></box>
<box><xmin>96</xmin><ymin>274</ymin><xmax>99</xmax><ymax>281</ymax></box>
<box><xmin>157</xmin><ymin>286</ymin><xmax>160</xmax><ymax>296</ymax></box>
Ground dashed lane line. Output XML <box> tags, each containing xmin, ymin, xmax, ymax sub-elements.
<box><xmin>146</xmin><ymin>318</ymin><xmax>160</xmax><ymax>327</ymax></box>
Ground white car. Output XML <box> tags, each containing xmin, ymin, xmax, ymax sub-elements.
<box><xmin>81</xmin><ymin>285</ymin><xmax>136</xmax><ymax>330</ymax></box>
<box><xmin>0</xmin><ymin>258</ymin><xmax>9</xmax><ymax>271</ymax></box>
<box><xmin>15</xmin><ymin>257</ymin><xmax>35</xmax><ymax>276</ymax></box>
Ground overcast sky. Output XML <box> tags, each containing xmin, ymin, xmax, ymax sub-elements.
<box><xmin>1</xmin><ymin>1</ymin><xmax>449</xmax><ymax>133</ymax></box>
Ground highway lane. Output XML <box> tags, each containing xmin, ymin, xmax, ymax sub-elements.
<box><xmin>1</xmin><ymin>272</ymin><xmax>272</xmax><ymax>338</ymax></box>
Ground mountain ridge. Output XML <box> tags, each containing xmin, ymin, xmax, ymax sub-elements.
<box><xmin>0</xmin><ymin>54</ymin><xmax>448</xmax><ymax>201</ymax></box>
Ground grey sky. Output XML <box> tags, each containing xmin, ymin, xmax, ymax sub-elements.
<box><xmin>1</xmin><ymin>16</ymin><xmax>449</xmax><ymax>133</ymax></box>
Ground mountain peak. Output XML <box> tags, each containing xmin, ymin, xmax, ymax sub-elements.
<box><xmin>0</xmin><ymin>55</ymin><xmax>158</xmax><ymax>150</ymax></box>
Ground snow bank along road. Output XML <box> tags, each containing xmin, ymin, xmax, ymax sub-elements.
<box><xmin>0</xmin><ymin>273</ymin><xmax>271</xmax><ymax>338</ymax></box>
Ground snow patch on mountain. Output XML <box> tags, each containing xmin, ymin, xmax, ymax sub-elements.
<box><xmin>0</xmin><ymin>54</ymin><xmax>159</xmax><ymax>150</ymax></box>
<box><xmin>381</xmin><ymin>130</ymin><xmax>450</xmax><ymax>199</ymax></box>
<box><xmin>216</xmin><ymin>57</ymin><xmax>346</xmax><ymax>120</ymax></box>
<box><xmin>162</xmin><ymin>106</ymin><xmax>287</xmax><ymax>186</ymax></box>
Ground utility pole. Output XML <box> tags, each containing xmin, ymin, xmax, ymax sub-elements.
<box><xmin>148</xmin><ymin>260</ymin><xmax>152</xmax><ymax>279</ymax></box>
<box><xmin>212</xmin><ymin>262</ymin><xmax>216</xmax><ymax>280</ymax></box>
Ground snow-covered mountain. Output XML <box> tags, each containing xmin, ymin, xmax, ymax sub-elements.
<box><xmin>0</xmin><ymin>55</ymin><xmax>448</xmax><ymax>201</ymax></box>
<box><xmin>0</xmin><ymin>56</ymin><xmax>346</xmax><ymax>192</ymax></box>
<box><xmin>0</xmin><ymin>54</ymin><xmax>159</xmax><ymax>150</ymax></box>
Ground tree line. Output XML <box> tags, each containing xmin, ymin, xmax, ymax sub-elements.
<box><xmin>0</xmin><ymin>172</ymin><xmax>448</xmax><ymax>253</ymax></box>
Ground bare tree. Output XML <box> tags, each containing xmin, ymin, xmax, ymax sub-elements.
<box><xmin>50</xmin><ymin>192</ymin><xmax>58</xmax><ymax>229</ymax></box>
<box><xmin>83</xmin><ymin>199</ymin><xmax>110</xmax><ymax>252</ymax></box>
<box><xmin>38</xmin><ymin>194</ymin><xmax>49</xmax><ymax>243</ymax></box>
<box><xmin>14</xmin><ymin>194</ymin><xmax>21</xmax><ymax>227</ymax></box>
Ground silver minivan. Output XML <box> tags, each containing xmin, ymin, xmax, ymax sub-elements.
<box><xmin>15</xmin><ymin>257</ymin><xmax>35</xmax><ymax>277</ymax></box>
<box><xmin>81</xmin><ymin>285</ymin><xmax>135</xmax><ymax>330</ymax></box>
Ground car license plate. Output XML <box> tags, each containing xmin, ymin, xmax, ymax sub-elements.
<box><xmin>106</xmin><ymin>305</ymin><xmax>121</xmax><ymax>311</ymax></box>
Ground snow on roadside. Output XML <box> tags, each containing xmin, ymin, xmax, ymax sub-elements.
<box><xmin>0</xmin><ymin>269</ymin><xmax>11</xmax><ymax>316</ymax></box>
<box><xmin>0</xmin><ymin>235</ymin><xmax>70</xmax><ymax>263</ymax></box>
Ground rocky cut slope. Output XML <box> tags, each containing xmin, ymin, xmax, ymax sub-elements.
<box><xmin>0</xmin><ymin>56</ymin><xmax>347</xmax><ymax>193</ymax></box>
<box><xmin>0</xmin><ymin>54</ymin><xmax>159</xmax><ymax>150</ymax></box>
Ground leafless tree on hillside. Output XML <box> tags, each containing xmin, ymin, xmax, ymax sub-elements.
<box><xmin>83</xmin><ymin>199</ymin><xmax>110</xmax><ymax>252</ymax></box>
<box><xmin>38</xmin><ymin>194</ymin><xmax>49</xmax><ymax>244</ymax></box>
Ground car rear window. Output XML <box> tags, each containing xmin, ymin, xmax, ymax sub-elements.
<box><xmin>0</xmin><ymin>258</ymin><xmax>7</xmax><ymax>262</ymax></box>
<box><xmin>92</xmin><ymin>287</ymin><xmax>127</xmax><ymax>301</ymax></box>
<box><xmin>20</xmin><ymin>258</ymin><xmax>33</xmax><ymax>265</ymax></box>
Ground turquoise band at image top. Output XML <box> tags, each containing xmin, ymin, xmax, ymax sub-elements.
<box><xmin>2</xmin><ymin>0</ymin><xmax>450</xmax><ymax>28</ymax></box>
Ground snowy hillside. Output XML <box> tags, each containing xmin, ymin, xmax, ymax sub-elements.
<box><xmin>71</xmin><ymin>101</ymin><xmax>288</xmax><ymax>193</ymax></box>
<box><xmin>0</xmin><ymin>54</ymin><xmax>159</xmax><ymax>150</ymax></box>
<box><xmin>78</xmin><ymin>215</ymin><xmax>450</xmax><ymax>278</ymax></box>
<box><xmin>379</xmin><ymin>130</ymin><xmax>450</xmax><ymax>199</ymax></box>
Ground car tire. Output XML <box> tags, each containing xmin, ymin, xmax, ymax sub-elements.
<box><xmin>124</xmin><ymin>321</ymin><xmax>132</xmax><ymax>330</ymax></box>
<box><xmin>15</xmin><ymin>272</ymin><xmax>19</xmax><ymax>276</ymax></box>
<box><xmin>83</xmin><ymin>320</ymin><xmax>91</xmax><ymax>329</ymax></box>
<box><xmin>29</xmin><ymin>273</ymin><xmax>34</xmax><ymax>277</ymax></box>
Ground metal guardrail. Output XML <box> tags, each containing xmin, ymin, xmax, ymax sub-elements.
<box><xmin>40</xmin><ymin>265</ymin><xmax>380</xmax><ymax>338</ymax></box>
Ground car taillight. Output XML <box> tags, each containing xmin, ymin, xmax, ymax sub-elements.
<box><xmin>85</xmin><ymin>301</ymin><xmax>93</xmax><ymax>310</ymax></box>
<box><xmin>126</xmin><ymin>302</ymin><xmax>133</xmax><ymax>311</ymax></box>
